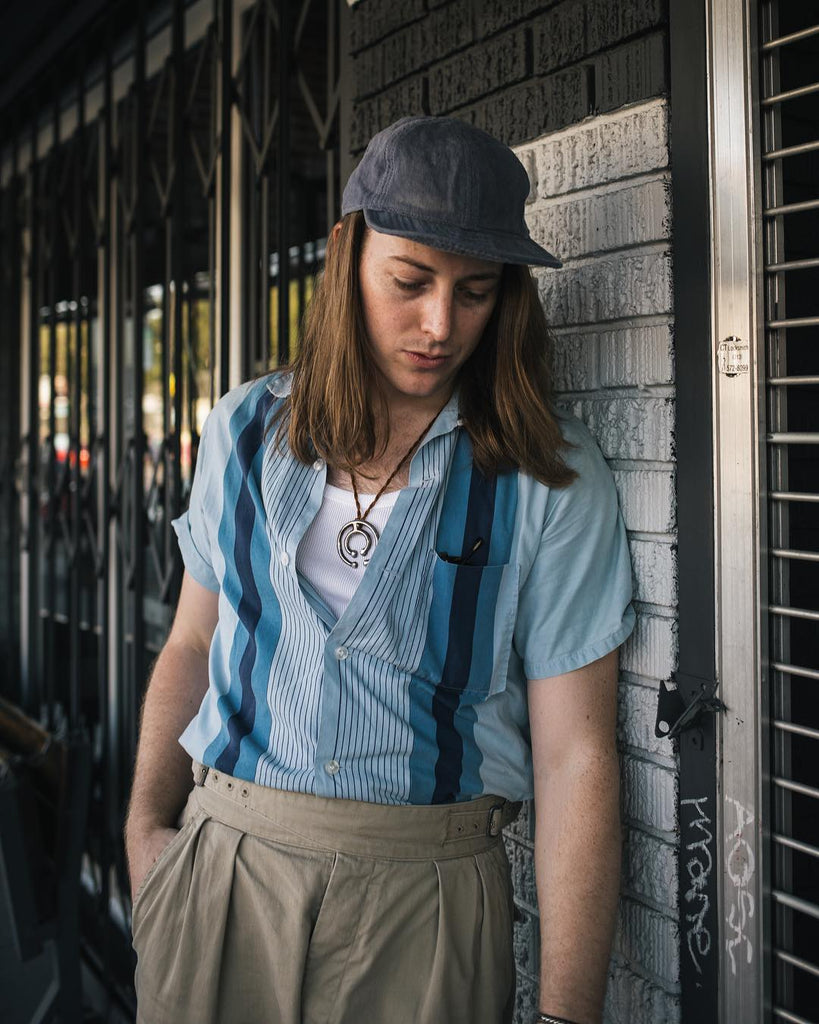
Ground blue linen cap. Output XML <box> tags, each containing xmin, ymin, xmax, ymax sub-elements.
<box><xmin>341</xmin><ymin>116</ymin><xmax>562</xmax><ymax>268</ymax></box>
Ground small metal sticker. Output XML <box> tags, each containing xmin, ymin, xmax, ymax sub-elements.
<box><xmin>717</xmin><ymin>336</ymin><xmax>749</xmax><ymax>377</ymax></box>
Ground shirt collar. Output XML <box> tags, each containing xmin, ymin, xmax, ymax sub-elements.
<box><xmin>264</xmin><ymin>371</ymin><xmax>462</xmax><ymax>437</ymax></box>
<box><xmin>266</xmin><ymin>371</ymin><xmax>293</xmax><ymax>398</ymax></box>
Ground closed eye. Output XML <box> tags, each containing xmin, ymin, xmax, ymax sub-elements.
<box><xmin>458</xmin><ymin>286</ymin><xmax>495</xmax><ymax>304</ymax></box>
<box><xmin>394</xmin><ymin>278</ymin><xmax>426</xmax><ymax>293</ymax></box>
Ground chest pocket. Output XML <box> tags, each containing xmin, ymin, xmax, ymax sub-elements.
<box><xmin>414</xmin><ymin>553</ymin><xmax>520</xmax><ymax>701</ymax></box>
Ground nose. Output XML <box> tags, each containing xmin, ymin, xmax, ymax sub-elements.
<box><xmin>420</xmin><ymin>288</ymin><xmax>453</xmax><ymax>343</ymax></box>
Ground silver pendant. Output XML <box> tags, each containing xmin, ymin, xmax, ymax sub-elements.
<box><xmin>337</xmin><ymin>519</ymin><xmax>379</xmax><ymax>569</ymax></box>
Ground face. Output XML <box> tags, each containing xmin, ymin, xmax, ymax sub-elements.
<box><xmin>356</xmin><ymin>228</ymin><xmax>501</xmax><ymax>413</ymax></box>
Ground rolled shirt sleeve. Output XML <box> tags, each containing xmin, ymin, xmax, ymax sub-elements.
<box><xmin>172</xmin><ymin>414</ymin><xmax>220</xmax><ymax>593</ymax></box>
<box><xmin>514</xmin><ymin>417</ymin><xmax>635</xmax><ymax>680</ymax></box>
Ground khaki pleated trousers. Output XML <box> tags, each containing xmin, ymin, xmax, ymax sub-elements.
<box><xmin>132</xmin><ymin>763</ymin><xmax>519</xmax><ymax>1024</ymax></box>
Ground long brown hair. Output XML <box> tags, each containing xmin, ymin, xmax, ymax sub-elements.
<box><xmin>273</xmin><ymin>211</ymin><xmax>575</xmax><ymax>487</ymax></box>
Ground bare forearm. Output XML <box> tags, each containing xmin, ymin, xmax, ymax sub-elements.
<box><xmin>534</xmin><ymin>755</ymin><xmax>621</xmax><ymax>1024</ymax></box>
<box><xmin>125</xmin><ymin>639</ymin><xmax>209</xmax><ymax>840</ymax></box>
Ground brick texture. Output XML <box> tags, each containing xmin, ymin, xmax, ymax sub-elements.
<box><xmin>629</xmin><ymin>537</ymin><xmax>676</xmax><ymax>607</ymax></box>
<box><xmin>586</xmin><ymin>0</ymin><xmax>666</xmax><ymax>52</ymax></box>
<box><xmin>622</xmin><ymin>755</ymin><xmax>677</xmax><ymax>834</ymax></box>
<box><xmin>529</xmin><ymin>178</ymin><xmax>672</xmax><ymax>261</ymax></box>
<box><xmin>550</xmin><ymin>322</ymin><xmax>674</xmax><ymax>392</ymax></box>
<box><xmin>521</xmin><ymin>99</ymin><xmax>669</xmax><ymax>198</ymax></box>
<box><xmin>349</xmin><ymin>1</ymin><xmax>669</xmax><ymax>150</ymax></box>
<box><xmin>539</xmin><ymin>250</ymin><xmax>674</xmax><ymax>326</ymax></box>
<box><xmin>596</xmin><ymin>31</ymin><xmax>668</xmax><ymax>112</ymax></box>
<box><xmin>619</xmin><ymin>679</ymin><xmax>676</xmax><ymax>760</ymax></box>
<box><xmin>465</xmin><ymin>67</ymin><xmax>589</xmax><ymax>145</ymax></box>
<box><xmin>605</xmin><ymin>960</ymin><xmax>680</xmax><ymax>1023</ymax></box>
<box><xmin>621</xmin><ymin>612</ymin><xmax>678</xmax><ymax>681</ymax></box>
<box><xmin>616</xmin><ymin>897</ymin><xmax>680</xmax><ymax>985</ymax></box>
<box><xmin>429</xmin><ymin>27</ymin><xmax>529</xmax><ymax>112</ymax></box>
<box><xmin>532</xmin><ymin>1</ymin><xmax>587</xmax><ymax>74</ymax></box>
<box><xmin>612</xmin><ymin>468</ymin><xmax>676</xmax><ymax>533</ymax></box>
<box><xmin>622</xmin><ymin>828</ymin><xmax>678</xmax><ymax>911</ymax></box>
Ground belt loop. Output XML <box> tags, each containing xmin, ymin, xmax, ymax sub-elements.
<box><xmin>193</xmin><ymin>762</ymin><xmax>209</xmax><ymax>787</ymax></box>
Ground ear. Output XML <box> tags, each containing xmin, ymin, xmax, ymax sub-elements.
<box><xmin>330</xmin><ymin>221</ymin><xmax>343</xmax><ymax>243</ymax></box>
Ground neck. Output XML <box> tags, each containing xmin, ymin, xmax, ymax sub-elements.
<box><xmin>374</xmin><ymin>388</ymin><xmax>454</xmax><ymax>440</ymax></box>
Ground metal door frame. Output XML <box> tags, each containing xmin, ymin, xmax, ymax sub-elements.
<box><xmin>706</xmin><ymin>0</ymin><xmax>768</xmax><ymax>1019</ymax></box>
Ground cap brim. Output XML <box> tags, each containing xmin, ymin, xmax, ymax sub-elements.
<box><xmin>361</xmin><ymin>209</ymin><xmax>563</xmax><ymax>269</ymax></box>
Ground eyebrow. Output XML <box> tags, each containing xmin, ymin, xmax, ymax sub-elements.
<box><xmin>388</xmin><ymin>255</ymin><xmax>501</xmax><ymax>282</ymax></box>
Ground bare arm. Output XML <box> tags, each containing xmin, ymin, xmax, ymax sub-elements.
<box><xmin>528</xmin><ymin>649</ymin><xmax>621</xmax><ymax>1024</ymax></box>
<box><xmin>124</xmin><ymin>570</ymin><xmax>219</xmax><ymax>899</ymax></box>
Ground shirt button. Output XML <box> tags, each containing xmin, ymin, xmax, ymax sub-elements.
<box><xmin>334</xmin><ymin>645</ymin><xmax>349</xmax><ymax>660</ymax></box>
<box><xmin>324</xmin><ymin>759</ymin><xmax>340</xmax><ymax>775</ymax></box>
<box><xmin>313</xmin><ymin>458</ymin><xmax>325</xmax><ymax>471</ymax></box>
<box><xmin>280</xmin><ymin>551</ymin><xmax>290</xmax><ymax>566</ymax></box>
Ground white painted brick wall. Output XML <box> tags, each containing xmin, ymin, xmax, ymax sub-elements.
<box><xmin>538</xmin><ymin>249</ymin><xmax>674</xmax><ymax>325</ymax></box>
<box><xmin>551</xmin><ymin>320</ymin><xmax>674</xmax><ymax>393</ymax></box>
<box><xmin>521</xmin><ymin>99</ymin><xmax>670</xmax><ymax>197</ymax></box>
<box><xmin>629</xmin><ymin>538</ymin><xmax>677</xmax><ymax>608</ymax></box>
<box><xmin>619</xmin><ymin>679</ymin><xmax>677</xmax><ymax>760</ymax></box>
<box><xmin>509</xmin><ymin>96</ymin><xmax>680</xmax><ymax>1024</ymax></box>
<box><xmin>561</xmin><ymin>396</ymin><xmax>674</xmax><ymax>462</ymax></box>
<box><xmin>612</xmin><ymin>468</ymin><xmax>675</xmax><ymax>533</ymax></box>
<box><xmin>622</xmin><ymin>829</ymin><xmax>678</xmax><ymax>911</ymax></box>
<box><xmin>622</xmin><ymin>613</ymin><xmax>677</xmax><ymax>681</ymax></box>
<box><xmin>605</xmin><ymin>960</ymin><xmax>680</xmax><ymax>1024</ymax></box>
<box><xmin>616</xmin><ymin>897</ymin><xmax>680</xmax><ymax>986</ymax></box>
<box><xmin>622</xmin><ymin>755</ymin><xmax>677</xmax><ymax>833</ymax></box>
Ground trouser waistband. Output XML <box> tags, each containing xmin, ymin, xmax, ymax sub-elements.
<box><xmin>191</xmin><ymin>761</ymin><xmax>521</xmax><ymax>860</ymax></box>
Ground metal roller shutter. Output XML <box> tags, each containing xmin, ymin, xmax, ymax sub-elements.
<box><xmin>760</xmin><ymin>3</ymin><xmax>819</xmax><ymax>1019</ymax></box>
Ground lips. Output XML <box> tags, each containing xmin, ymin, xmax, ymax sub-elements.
<box><xmin>405</xmin><ymin>350</ymin><xmax>450</xmax><ymax>368</ymax></box>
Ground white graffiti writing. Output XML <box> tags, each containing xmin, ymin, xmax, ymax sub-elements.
<box><xmin>681</xmin><ymin>796</ymin><xmax>713</xmax><ymax>974</ymax></box>
<box><xmin>725</xmin><ymin>796</ymin><xmax>755</xmax><ymax>974</ymax></box>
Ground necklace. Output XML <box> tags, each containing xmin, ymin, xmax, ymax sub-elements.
<box><xmin>336</xmin><ymin>409</ymin><xmax>441</xmax><ymax>569</ymax></box>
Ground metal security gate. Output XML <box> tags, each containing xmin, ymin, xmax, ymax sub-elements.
<box><xmin>760</xmin><ymin>3</ymin><xmax>819</xmax><ymax>1021</ymax></box>
<box><xmin>0</xmin><ymin>0</ymin><xmax>347</xmax><ymax>1012</ymax></box>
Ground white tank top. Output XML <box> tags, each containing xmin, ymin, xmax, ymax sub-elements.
<box><xmin>295</xmin><ymin>483</ymin><xmax>400</xmax><ymax>619</ymax></box>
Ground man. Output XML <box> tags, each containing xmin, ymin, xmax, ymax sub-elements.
<box><xmin>126</xmin><ymin>115</ymin><xmax>634</xmax><ymax>1024</ymax></box>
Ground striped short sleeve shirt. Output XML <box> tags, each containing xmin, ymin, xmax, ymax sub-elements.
<box><xmin>172</xmin><ymin>373</ymin><xmax>635</xmax><ymax>804</ymax></box>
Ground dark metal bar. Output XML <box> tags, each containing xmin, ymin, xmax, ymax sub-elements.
<box><xmin>25</xmin><ymin>98</ymin><xmax>41</xmax><ymax>716</ymax></box>
<box><xmin>772</xmin><ymin>890</ymin><xmax>819</xmax><ymax>921</ymax></box>
<box><xmin>277</xmin><ymin>0</ymin><xmax>290</xmax><ymax>366</ymax></box>
<box><xmin>767</xmin><ymin>432</ymin><xmax>819</xmax><ymax>443</ymax></box>
<box><xmin>45</xmin><ymin>74</ymin><xmax>60</xmax><ymax>730</ymax></box>
<box><xmin>774</xmin><ymin>834</ymin><xmax>819</xmax><ymax>862</ymax></box>
<box><xmin>769</xmin><ymin>606</ymin><xmax>819</xmax><ymax>623</ymax></box>
<box><xmin>219</xmin><ymin>0</ymin><xmax>232</xmax><ymax>397</ymax></box>
<box><xmin>764</xmin><ymin>198</ymin><xmax>819</xmax><ymax>217</ymax></box>
<box><xmin>763</xmin><ymin>138</ymin><xmax>819</xmax><ymax>161</ymax></box>
<box><xmin>762</xmin><ymin>23</ymin><xmax>819</xmax><ymax>50</ymax></box>
<box><xmin>762</xmin><ymin>81</ymin><xmax>819</xmax><ymax>106</ymax></box>
<box><xmin>773</xmin><ymin>720</ymin><xmax>819</xmax><ymax>742</ymax></box>
<box><xmin>772</xmin><ymin>661</ymin><xmax>819</xmax><ymax>679</ymax></box>
<box><xmin>770</xmin><ymin>491</ymin><xmax>819</xmax><ymax>502</ymax></box>
<box><xmin>766</xmin><ymin>317</ymin><xmax>819</xmax><ymax>329</ymax></box>
<box><xmin>69</xmin><ymin>49</ymin><xmax>85</xmax><ymax>731</ymax></box>
<box><xmin>775</xmin><ymin>950</ymin><xmax>819</xmax><ymax>981</ymax></box>
<box><xmin>773</xmin><ymin>1006</ymin><xmax>818</xmax><ymax>1024</ymax></box>
<box><xmin>170</xmin><ymin>0</ymin><xmax>185</xmax><ymax>602</ymax></box>
<box><xmin>129</xmin><ymin>0</ymin><xmax>147</xmax><ymax>774</ymax></box>
<box><xmin>98</xmin><ymin>17</ymin><xmax>114</xmax><ymax>994</ymax></box>
<box><xmin>766</xmin><ymin>258</ymin><xmax>819</xmax><ymax>272</ymax></box>
<box><xmin>774</xmin><ymin>777</ymin><xmax>819</xmax><ymax>801</ymax></box>
<box><xmin>768</xmin><ymin>374</ymin><xmax>819</xmax><ymax>383</ymax></box>
<box><xmin>668</xmin><ymin>0</ymin><xmax>719</xmax><ymax>1018</ymax></box>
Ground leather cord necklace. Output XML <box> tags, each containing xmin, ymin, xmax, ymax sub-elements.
<box><xmin>336</xmin><ymin>408</ymin><xmax>442</xmax><ymax>569</ymax></box>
